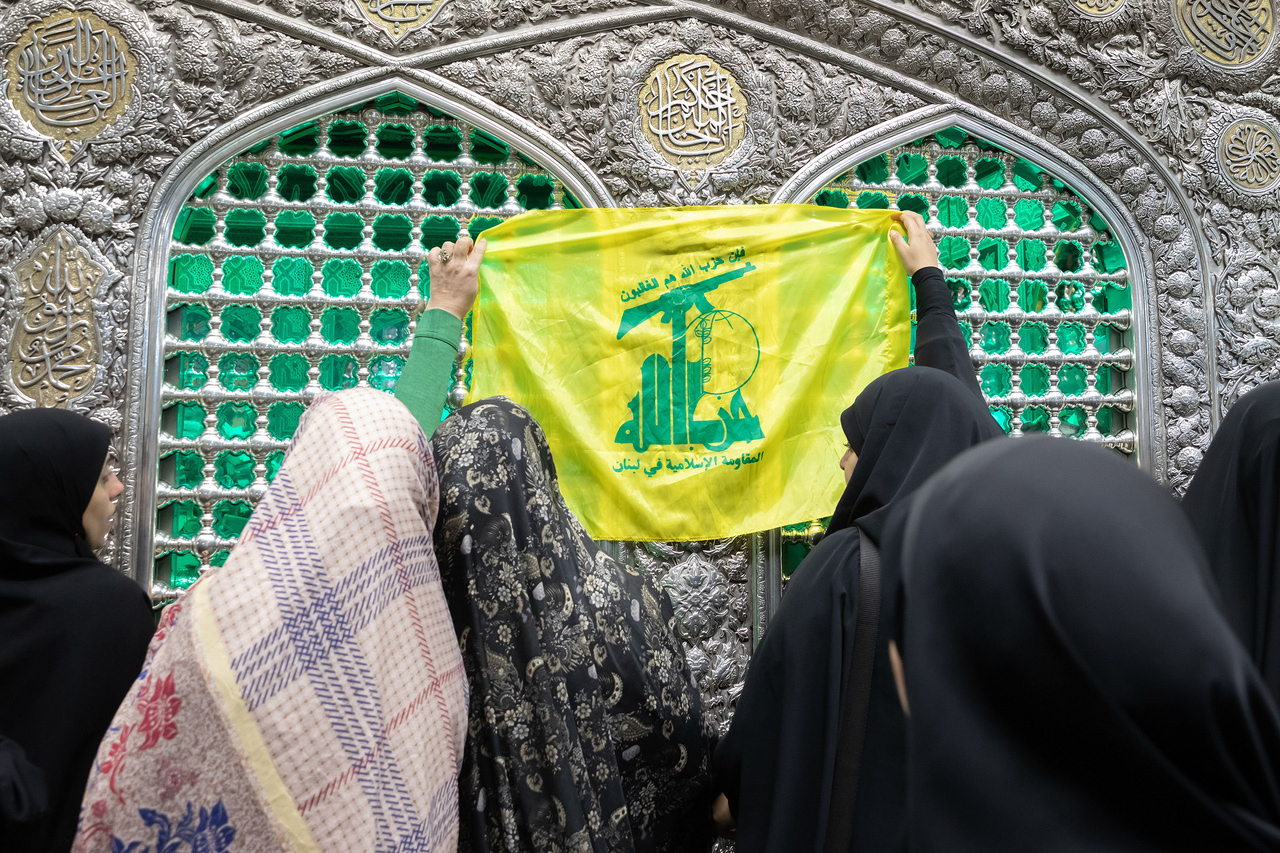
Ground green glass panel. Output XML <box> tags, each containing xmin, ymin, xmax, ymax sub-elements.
<box><xmin>167</xmin><ymin>551</ymin><xmax>202</xmax><ymax>589</ymax></box>
<box><xmin>220</xmin><ymin>304</ymin><xmax>261</xmax><ymax>343</ymax></box>
<box><xmin>424</xmin><ymin>126</ymin><xmax>462</xmax><ymax>161</ymax></box>
<box><xmin>1021</xmin><ymin>405</ymin><xmax>1050</xmax><ymax>432</ymax></box>
<box><xmin>372</xmin><ymin>214</ymin><xmax>412</xmax><ymax>251</ymax></box>
<box><xmin>171</xmin><ymin>304</ymin><xmax>211</xmax><ymax>341</ymax></box>
<box><xmin>320</xmin><ymin>354</ymin><xmax>359</xmax><ymax>390</ymax></box>
<box><xmin>167</xmin><ymin>351</ymin><xmax>208</xmax><ymax>390</ymax></box>
<box><xmin>227</xmin><ymin>163</ymin><xmax>268</xmax><ymax>200</ymax></box>
<box><xmin>975</xmin><ymin>197</ymin><xmax>1007</xmax><ymax>230</ymax></box>
<box><xmin>1055</xmin><ymin>240</ymin><xmax>1083</xmax><ymax>272</ymax></box>
<box><xmin>1055</xmin><ymin>282</ymin><xmax>1085</xmax><ymax>313</ymax></box>
<box><xmin>328</xmin><ymin>120</ymin><xmax>367</xmax><ymax>158</ymax></box>
<box><xmin>322</xmin><ymin>258</ymin><xmax>362</xmax><ymax>298</ymax></box>
<box><xmin>1021</xmin><ymin>323</ymin><xmax>1048</xmax><ymax>354</ymax></box>
<box><xmin>217</xmin><ymin>401</ymin><xmax>256</xmax><ymax>440</ymax></box>
<box><xmin>1059</xmin><ymin>364</ymin><xmax>1088</xmax><ymax>396</ymax></box>
<box><xmin>980</xmin><ymin>363</ymin><xmax>1011</xmax><ymax>397</ymax></box>
<box><xmin>814</xmin><ymin>189</ymin><xmax>849</xmax><ymax>208</ymax></box>
<box><xmin>324</xmin><ymin>213</ymin><xmax>364</xmax><ymax>250</ymax></box>
<box><xmin>272</xmin><ymin>256</ymin><xmax>312</xmax><ymax>296</ymax></box>
<box><xmin>277</xmin><ymin>164</ymin><xmax>317</xmax><ymax>202</ymax></box>
<box><xmin>1097</xmin><ymin>407</ymin><xmax>1114</xmax><ymax>435</ymax></box>
<box><xmin>273</xmin><ymin>210</ymin><xmax>315</xmax><ymax>249</ymax></box>
<box><xmin>210</xmin><ymin>550</ymin><xmax>230</xmax><ymax>568</ymax></box>
<box><xmin>371</xmin><ymin>260</ymin><xmax>411</xmax><ymax>299</ymax></box>
<box><xmin>470</xmin><ymin>172</ymin><xmax>508</xmax><ymax>209</ymax></box>
<box><xmin>368</xmin><ymin>355</ymin><xmax>405</xmax><ymax>391</ymax></box>
<box><xmin>937</xmin><ymin>196</ymin><xmax>967</xmax><ymax>228</ymax></box>
<box><xmin>243</xmin><ymin>139</ymin><xmax>271</xmax><ymax>156</ymax></box>
<box><xmin>1016</xmin><ymin>239</ymin><xmax>1046</xmax><ymax>272</ymax></box>
<box><xmin>376</xmin><ymin>124</ymin><xmax>414</xmax><ymax>160</ymax></box>
<box><xmin>1013</xmin><ymin>198</ymin><xmax>1044</xmax><ymax>231</ymax></box>
<box><xmin>1095</xmin><ymin>328</ymin><xmax>1113</xmax><ymax>356</ymax></box>
<box><xmin>171</xmin><ymin>450</ymin><xmax>203</xmax><ymax>488</ymax></box>
<box><xmin>896</xmin><ymin>193</ymin><xmax>928</xmax><ymax>216</ymax></box>
<box><xmin>938</xmin><ymin>235</ymin><xmax>970</xmax><ymax>269</ymax></box>
<box><xmin>936</xmin><ymin>156</ymin><xmax>966</xmax><ymax>188</ymax></box>
<box><xmin>377</xmin><ymin>93</ymin><xmax>418</xmax><ymax>114</ymax></box>
<box><xmin>946</xmin><ymin>278</ymin><xmax>969</xmax><ymax>312</ymax></box>
<box><xmin>469</xmin><ymin>215</ymin><xmax>502</xmax><ymax>241</ymax></box>
<box><xmin>935</xmin><ymin>127</ymin><xmax>967</xmax><ymax>148</ymax></box>
<box><xmin>218</xmin><ymin>353</ymin><xmax>259</xmax><ymax>390</ymax></box>
<box><xmin>279</xmin><ymin>122</ymin><xmax>318</xmax><ymax>156</ymax></box>
<box><xmin>370</xmin><ymin>308</ymin><xmax>409</xmax><ymax>344</ymax></box>
<box><xmin>169</xmin><ymin>500</ymin><xmax>201</xmax><ymax>538</ymax></box>
<box><xmin>170</xmin><ymin>401</ymin><xmax>206</xmax><ymax>440</ymax></box>
<box><xmin>1012</xmin><ymin>158</ymin><xmax>1044</xmax><ymax>191</ymax></box>
<box><xmin>191</xmin><ymin>175</ymin><xmax>216</xmax><ymax>200</ymax></box>
<box><xmin>516</xmin><ymin>174</ymin><xmax>555</xmax><ymax>210</ymax></box>
<box><xmin>225</xmin><ymin>209</ymin><xmax>266</xmax><ymax>247</ymax></box>
<box><xmin>215</xmin><ymin>451</ymin><xmax>256</xmax><ymax>489</ymax></box>
<box><xmin>979</xmin><ymin>279</ymin><xmax>1009</xmax><ymax>312</ymax></box>
<box><xmin>856</xmin><ymin>191</ymin><xmax>889</xmax><ymax>210</ymax></box>
<box><xmin>265</xmin><ymin>450</ymin><xmax>285</xmax><ymax>482</ymax></box>
<box><xmin>174</xmin><ymin>207</ymin><xmax>215</xmax><ymax>244</ymax></box>
<box><xmin>1019</xmin><ymin>280</ymin><xmax>1047</xmax><ymax>312</ymax></box>
<box><xmin>1101</xmin><ymin>282</ymin><xmax>1131</xmax><ymax>312</ymax></box>
<box><xmin>856</xmin><ymin>154</ymin><xmax>889</xmax><ymax>184</ymax></box>
<box><xmin>375</xmin><ymin>168</ymin><xmax>413</xmax><ymax>205</ymax></box>
<box><xmin>1060</xmin><ymin>406</ymin><xmax>1087</xmax><ymax>437</ymax></box>
<box><xmin>981</xmin><ymin>321</ymin><xmax>1011</xmax><ymax>354</ymax></box>
<box><xmin>1090</xmin><ymin>212</ymin><xmax>1111</xmax><ymax>235</ymax></box>
<box><xmin>563</xmin><ymin>190</ymin><xmax>582</xmax><ymax>209</ymax></box>
<box><xmin>322</xmin><ymin>307</ymin><xmax>360</xmax><ymax>344</ymax></box>
<box><xmin>990</xmin><ymin>406</ymin><xmax>1013</xmax><ymax>434</ymax></box>
<box><xmin>977</xmin><ymin>237</ymin><xmax>1008</xmax><ymax>271</ymax></box>
<box><xmin>270</xmin><ymin>306</ymin><xmax>311</xmax><ymax>344</ymax></box>
<box><xmin>1021</xmin><ymin>364</ymin><xmax>1049</xmax><ymax>396</ymax></box>
<box><xmin>269</xmin><ymin>353</ymin><xmax>309</xmax><ymax>392</ymax></box>
<box><xmin>895</xmin><ymin>153</ymin><xmax>928</xmax><ymax>186</ymax></box>
<box><xmin>326</xmin><ymin>166</ymin><xmax>365</xmax><ymax>204</ymax></box>
<box><xmin>267</xmin><ymin>402</ymin><xmax>305</xmax><ymax>440</ymax></box>
<box><xmin>974</xmin><ymin>157</ymin><xmax>1004</xmax><ymax>189</ymax></box>
<box><xmin>222</xmin><ymin>256</ymin><xmax>263</xmax><ymax>295</ymax></box>
<box><xmin>1051</xmin><ymin>200</ymin><xmax>1082</xmax><ymax>232</ymax></box>
<box><xmin>423</xmin><ymin>170</ymin><xmax>462</xmax><ymax>207</ymax></box>
<box><xmin>421</xmin><ymin>215</ymin><xmax>459</xmax><ymax>249</ymax></box>
<box><xmin>1059</xmin><ymin>322</ymin><xmax>1086</xmax><ymax>354</ymax></box>
<box><xmin>1094</xmin><ymin>241</ymin><xmax>1126</xmax><ymax>273</ymax></box>
<box><xmin>213</xmin><ymin>500</ymin><xmax>254</xmax><ymax>539</ymax></box>
<box><xmin>471</xmin><ymin>129</ymin><xmax>510</xmax><ymax>164</ymax></box>
<box><xmin>168</xmin><ymin>254</ymin><xmax>213</xmax><ymax>294</ymax></box>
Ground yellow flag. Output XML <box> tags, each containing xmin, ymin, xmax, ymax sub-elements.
<box><xmin>469</xmin><ymin>205</ymin><xmax>911</xmax><ymax>541</ymax></box>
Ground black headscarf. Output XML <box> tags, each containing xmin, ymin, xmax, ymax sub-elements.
<box><xmin>0</xmin><ymin>408</ymin><xmax>153</xmax><ymax>852</ymax></box>
<box><xmin>714</xmin><ymin>366</ymin><xmax>1002</xmax><ymax>853</ymax></box>
<box><xmin>1182</xmin><ymin>380</ymin><xmax>1280</xmax><ymax>702</ymax></box>
<box><xmin>897</xmin><ymin>437</ymin><xmax>1280</xmax><ymax>851</ymax></box>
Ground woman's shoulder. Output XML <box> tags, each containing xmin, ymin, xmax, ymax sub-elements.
<box><xmin>783</xmin><ymin>527</ymin><xmax>863</xmax><ymax>599</ymax></box>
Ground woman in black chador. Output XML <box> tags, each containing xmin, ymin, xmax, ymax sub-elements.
<box><xmin>1181</xmin><ymin>380</ymin><xmax>1280</xmax><ymax>704</ymax></box>
<box><xmin>712</xmin><ymin>211</ymin><xmax>1004</xmax><ymax>853</ymax></box>
<box><xmin>0</xmin><ymin>408</ymin><xmax>154</xmax><ymax>852</ymax></box>
<box><xmin>432</xmin><ymin>398</ymin><xmax>714</xmax><ymax>853</ymax></box>
<box><xmin>892</xmin><ymin>437</ymin><xmax>1280</xmax><ymax>851</ymax></box>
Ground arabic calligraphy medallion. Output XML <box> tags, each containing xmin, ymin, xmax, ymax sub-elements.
<box><xmin>1176</xmin><ymin>0</ymin><xmax>1274</xmax><ymax>66</ymax></box>
<box><xmin>351</xmin><ymin>0</ymin><xmax>445</xmax><ymax>40</ymax></box>
<box><xmin>1218</xmin><ymin>118</ymin><xmax>1280</xmax><ymax>192</ymax></box>
<box><xmin>1073</xmin><ymin>0</ymin><xmax>1126</xmax><ymax>16</ymax></box>
<box><xmin>639</xmin><ymin>54</ymin><xmax>748</xmax><ymax>171</ymax></box>
<box><xmin>7</xmin><ymin>11</ymin><xmax>133</xmax><ymax>147</ymax></box>
<box><xmin>9</xmin><ymin>228</ymin><xmax>102</xmax><ymax>407</ymax></box>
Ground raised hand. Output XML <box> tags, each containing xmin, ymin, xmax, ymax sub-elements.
<box><xmin>889</xmin><ymin>210</ymin><xmax>941</xmax><ymax>276</ymax></box>
<box><xmin>424</xmin><ymin>235</ymin><xmax>488</xmax><ymax>320</ymax></box>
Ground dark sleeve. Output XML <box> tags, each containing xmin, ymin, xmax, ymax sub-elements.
<box><xmin>0</xmin><ymin>735</ymin><xmax>48</xmax><ymax>824</ymax></box>
<box><xmin>394</xmin><ymin>309</ymin><xmax>464</xmax><ymax>439</ymax></box>
<box><xmin>911</xmin><ymin>267</ymin><xmax>984</xmax><ymax>401</ymax></box>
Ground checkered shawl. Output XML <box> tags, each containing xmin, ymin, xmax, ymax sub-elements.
<box><xmin>73</xmin><ymin>389</ymin><xmax>468</xmax><ymax>853</ymax></box>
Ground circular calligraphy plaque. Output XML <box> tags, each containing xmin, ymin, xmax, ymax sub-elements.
<box><xmin>6</xmin><ymin>11</ymin><xmax>135</xmax><ymax>144</ymax></box>
<box><xmin>352</xmin><ymin>0</ymin><xmax>445</xmax><ymax>41</ymax></box>
<box><xmin>1218</xmin><ymin>118</ymin><xmax>1280</xmax><ymax>192</ymax></box>
<box><xmin>1176</xmin><ymin>0</ymin><xmax>1274</xmax><ymax>67</ymax></box>
<box><xmin>639</xmin><ymin>54</ymin><xmax>748</xmax><ymax>171</ymax></box>
<box><xmin>1073</xmin><ymin>0</ymin><xmax>1127</xmax><ymax>17</ymax></box>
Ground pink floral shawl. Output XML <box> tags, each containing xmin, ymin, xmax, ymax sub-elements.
<box><xmin>74</xmin><ymin>389</ymin><xmax>468</xmax><ymax>853</ymax></box>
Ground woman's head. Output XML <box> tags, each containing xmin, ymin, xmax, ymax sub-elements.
<box><xmin>0</xmin><ymin>407</ymin><xmax>114</xmax><ymax>562</ymax></box>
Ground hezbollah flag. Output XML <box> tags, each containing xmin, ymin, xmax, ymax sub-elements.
<box><xmin>469</xmin><ymin>205</ymin><xmax>911</xmax><ymax>541</ymax></box>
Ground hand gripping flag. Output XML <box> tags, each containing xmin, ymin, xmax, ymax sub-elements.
<box><xmin>468</xmin><ymin>204</ymin><xmax>912</xmax><ymax>541</ymax></box>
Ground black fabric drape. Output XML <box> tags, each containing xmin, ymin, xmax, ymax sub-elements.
<box><xmin>896</xmin><ymin>437</ymin><xmax>1280</xmax><ymax>851</ymax></box>
<box><xmin>432</xmin><ymin>398</ymin><xmax>713</xmax><ymax>853</ymax></box>
<box><xmin>1182</xmin><ymin>380</ymin><xmax>1280</xmax><ymax>702</ymax></box>
<box><xmin>0</xmin><ymin>409</ymin><xmax>153</xmax><ymax>852</ymax></box>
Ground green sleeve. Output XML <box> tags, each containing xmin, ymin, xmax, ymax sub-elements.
<box><xmin>395</xmin><ymin>308</ymin><xmax>463</xmax><ymax>439</ymax></box>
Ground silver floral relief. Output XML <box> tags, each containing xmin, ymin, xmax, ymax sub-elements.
<box><xmin>617</xmin><ymin>537</ymin><xmax>754</xmax><ymax>734</ymax></box>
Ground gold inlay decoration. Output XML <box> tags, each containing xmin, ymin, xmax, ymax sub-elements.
<box><xmin>640</xmin><ymin>54</ymin><xmax>748</xmax><ymax>170</ymax></box>
<box><xmin>352</xmin><ymin>0</ymin><xmax>445</xmax><ymax>41</ymax></box>
<box><xmin>1177</xmin><ymin>0</ymin><xmax>1273</xmax><ymax>66</ymax></box>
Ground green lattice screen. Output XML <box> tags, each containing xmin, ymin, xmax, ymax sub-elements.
<box><xmin>156</xmin><ymin>93</ymin><xmax>578</xmax><ymax>589</ymax></box>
